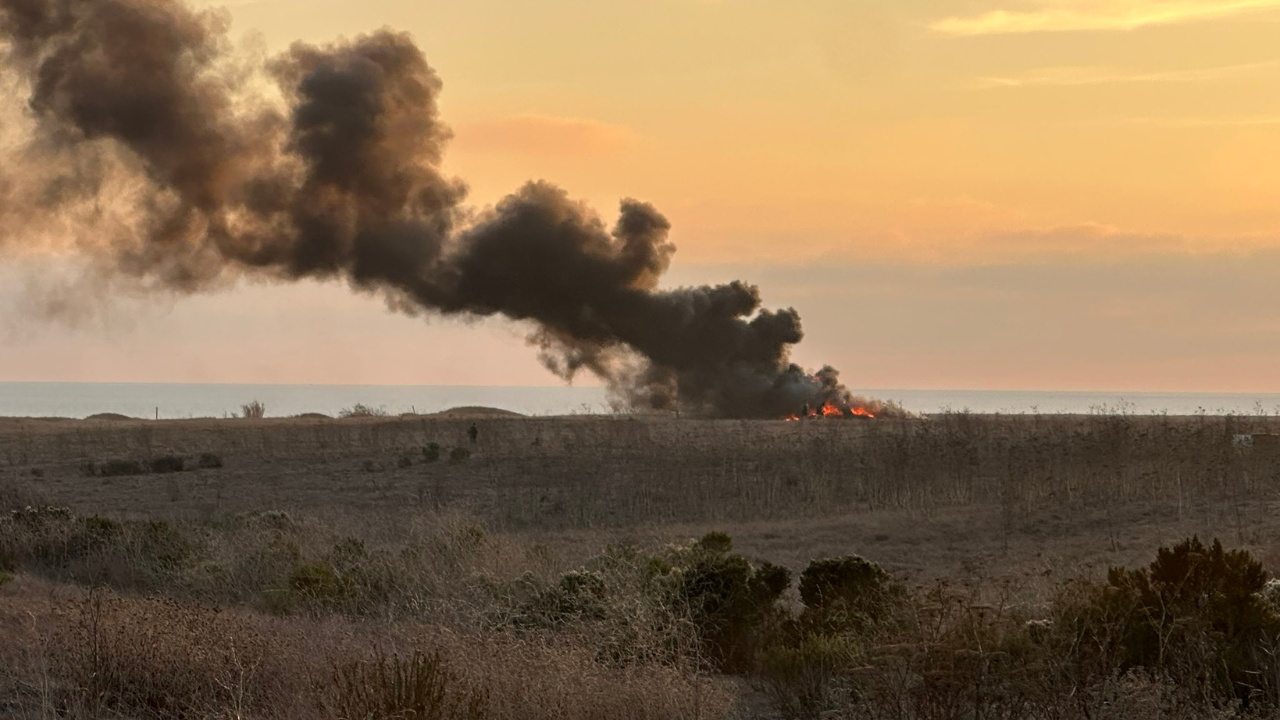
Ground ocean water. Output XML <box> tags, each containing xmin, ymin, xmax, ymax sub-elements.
<box><xmin>0</xmin><ymin>382</ymin><xmax>611</xmax><ymax>419</ymax></box>
<box><xmin>0</xmin><ymin>382</ymin><xmax>1278</xmax><ymax>419</ymax></box>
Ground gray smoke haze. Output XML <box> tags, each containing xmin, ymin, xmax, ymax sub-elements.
<box><xmin>0</xmin><ymin>0</ymin><xmax>892</xmax><ymax>418</ymax></box>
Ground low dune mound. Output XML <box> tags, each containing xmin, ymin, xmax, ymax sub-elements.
<box><xmin>85</xmin><ymin>413</ymin><xmax>135</xmax><ymax>421</ymax></box>
<box><xmin>294</xmin><ymin>412</ymin><xmax>332</xmax><ymax>420</ymax></box>
<box><xmin>428</xmin><ymin>406</ymin><xmax>525</xmax><ymax>419</ymax></box>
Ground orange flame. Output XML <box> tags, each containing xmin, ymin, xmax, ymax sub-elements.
<box><xmin>783</xmin><ymin>403</ymin><xmax>877</xmax><ymax>420</ymax></box>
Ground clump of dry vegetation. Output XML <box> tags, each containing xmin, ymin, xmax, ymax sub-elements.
<box><xmin>340</xmin><ymin>403</ymin><xmax>389</xmax><ymax>419</ymax></box>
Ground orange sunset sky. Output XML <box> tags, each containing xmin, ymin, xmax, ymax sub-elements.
<box><xmin>3</xmin><ymin>0</ymin><xmax>1280</xmax><ymax>391</ymax></box>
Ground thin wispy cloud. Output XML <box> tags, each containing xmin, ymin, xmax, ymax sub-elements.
<box><xmin>933</xmin><ymin>0</ymin><xmax>1280</xmax><ymax>36</ymax></box>
<box><xmin>880</xmin><ymin>222</ymin><xmax>1278</xmax><ymax>266</ymax></box>
<box><xmin>1112</xmin><ymin>114</ymin><xmax>1280</xmax><ymax>127</ymax></box>
<box><xmin>969</xmin><ymin>59</ymin><xmax>1279</xmax><ymax>89</ymax></box>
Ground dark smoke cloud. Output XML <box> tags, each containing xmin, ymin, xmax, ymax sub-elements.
<box><xmin>0</xmin><ymin>0</ymin><xmax>892</xmax><ymax>418</ymax></box>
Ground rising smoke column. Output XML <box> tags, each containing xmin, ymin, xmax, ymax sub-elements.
<box><xmin>0</xmin><ymin>0</ymin><xmax>889</xmax><ymax>418</ymax></box>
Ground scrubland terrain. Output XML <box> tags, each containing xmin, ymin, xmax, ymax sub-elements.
<box><xmin>3</xmin><ymin>411</ymin><xmax>1280</xmax><ymax>719</ymax></box>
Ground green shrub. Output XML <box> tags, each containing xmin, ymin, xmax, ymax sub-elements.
<box><xmin>97</xmin><ymin>459</ymin><xmax>145</xmax><ymax>477</ymax></box>
<box><xmin>696</xmin><ymin>531</ymin><xmax>734</xmax><ymax>554</ymax></box>
<box><xmin>423</xmin><ymin>443</ymin><xmax>442</xmax><ymax>463</ymax></box>
<box><xmin>798</xmin><ymin>555</ymin><xmax>899</xmax><ymax>630</ymax></box>
<box><xmin>3</xmin><ymin>507</ymin><xmax>74</xmax><ymax>570</ymax></box>
<box><xmin>4</xmin><ymin>510</ymin><xmax>198</xmax><ymax>583</ymax></box>
<box><xmin>449</xmin><ymin>447</ymin><xmax>471</xmax><ymax>464</ymax></box>
<box><xmin>197</xmin><ymin>452</ymin><xmax>224</xmax><ymax>469</ymax></box>
<box><xmin>274</xmin><ymin>539</ymin><xmax>400</xmax><ymax>616</ymax></box>
<box><xmin>1</xmin><ymin>513</ymin><xmax>198</xmax><ymax>589</ymax></box>
<box><xmin>77</xmin><ymin>515</ymin><xmax>125</xmax><ymax>555</ymax></box>
<box><xmin>519</xmin><ymin>569</ymin><xmax>609</xmax><ymax>628</ymax></box>
<box><xmin>330</xmin><ymin>538</ymin><xmax>393</xmax><ymax>605</ymax></box>
<box><xmin>398</xmin><ymin>454</ymin><xmax>414</xmax><ymax>469</ymax></box>
<box><xmin>65</xmin><ymin>517</ymin><xmax>195</xmax><ymax>582</ymax></box>
<box><xmin>1075</xmin><ymin>536</ymin><xmax>1278</xmax><ymax>701</ymax></box>
<box><xmin>755</xmin><ymin>561</ymin><xmax>793</xmax><ymax>600</ymax></box>
<box><xmin>135</xmin><ymin>519</ymin><xmax>194</xmax><ymax>572</ymax></box>
<box><xmin>651</xmin><ymin>532</ymin><xmax>792</xmax><ymax>672</ymax></box>
<box><xmin>149</xmin><ymin>455</ymin><xmax>186</xmax><ymax>474</ymax></box>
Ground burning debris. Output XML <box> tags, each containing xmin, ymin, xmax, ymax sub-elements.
<box><xmin>785</xmin><ymin>395</ymin><xmax>882</xmax><ymax>422</ymax></box>
<box><xmin>0</xmin><ymin>0</ymin><xmax>897</xmax><ymax>419</ymax></box>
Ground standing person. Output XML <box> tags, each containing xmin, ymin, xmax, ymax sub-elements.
<box><xmin>468</xmin><ymin>423</ymin><xmax>478</xmax><ymax>445</ymax></box>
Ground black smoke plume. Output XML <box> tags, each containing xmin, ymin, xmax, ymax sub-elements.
<box><xmin>0</xmin><ymin>0</ymin><xmax>891</xmax><ymax>418</ymax></box>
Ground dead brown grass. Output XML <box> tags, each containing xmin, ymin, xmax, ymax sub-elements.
<box><xmin>2</xmin><ymin>412</ymin><xmax>1275</xmax><ymax>530</ymax></box>
<box><xmin>2</xmin><ymin>412</ymin><xmax>1280</xmax><ymax>719</ymax></box>
<box><xmin>0</xmin><ymin>576</ymin><xmax>733</xmax><ymax>720</ymax></box>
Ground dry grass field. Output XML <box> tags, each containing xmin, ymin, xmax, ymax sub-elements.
<box><xmin>4</xmin><ymin>410</ymin><xmax>1280</xmax><ymax>719</ymax></box>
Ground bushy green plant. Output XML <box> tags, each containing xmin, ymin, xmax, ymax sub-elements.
<box><xmin>3</xmin><ymin>507</ymin><xmax>76</xmax><ymax>570</ymax></box>
<box><xmin>1075</xmin><ymin>536</ymin><xmax>1278</xmax><ymax>701</ymax></box>
<box><xmin>149</xmin><ymin>455</ymin><xmax>186</xmax><ymax>474</ymax></box>
<box><xmin>274</xmin><ymin>538</ymin><xmax>400</xmax><ymax>616</ymax></box>
<box><xmin>449</xmin><ymin>447</ymin><xmax>471</xmax><ymax>464</ymax></box>
<box><xmin>75</xmin><ymin>515</ymin><xmax>125</xmax><ymax>555</ymax></box>
<box><xmin>798</xmin><ymin>555</ymin><xmax>900</xmax><ymax>631</ymax></box>
<box><xmin>649</xmin><ymin>532</ymin><xmax>792</xmax><ymax>672</ymax></box>
<box><xmin>97</xmin><ymin>459</ymin><xmax>145</xmax><ymax>477</ymax></box>
<box><xmin>518</xmin><ymin>569</ymin><xmax>610</xmax><ymax>628</ymax></box>
<box><xmin>3</xmin><ymin>510</ymin><xmax>196</xmax><ymax>589</ymax></box>
<box><xmin>197</xmin><ymin>452</ymin><xmax>224</xmax><ymax>469</ymax></box>
<box><xmin>422</xmin><ymin>443</ymin><xmax>442</xmax><ymax>463</ymax></box>
<box><xmin>696</xmin><ymin>531</ymin><xmax>733</xmax><ymax>554</ymax></box>
<box><xmin>67</xmin><ymin>517</ymin><xmax>194</xmax><ymax>584</ymax></box>
<box><xmin>135</xmin><ymin>519</ymin><xmax>195</xmax><ymax>572</ymax></box>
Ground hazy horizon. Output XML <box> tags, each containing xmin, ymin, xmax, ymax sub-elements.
<box><xmin>5</xmin><ymin>379</ymin><xmax>1280</xmax><ymax>396</ymax></box>
<box><xmin>6</xmin><ymin>381</ymin><xmax>1280</xmax><ymax>420</ymax></box>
